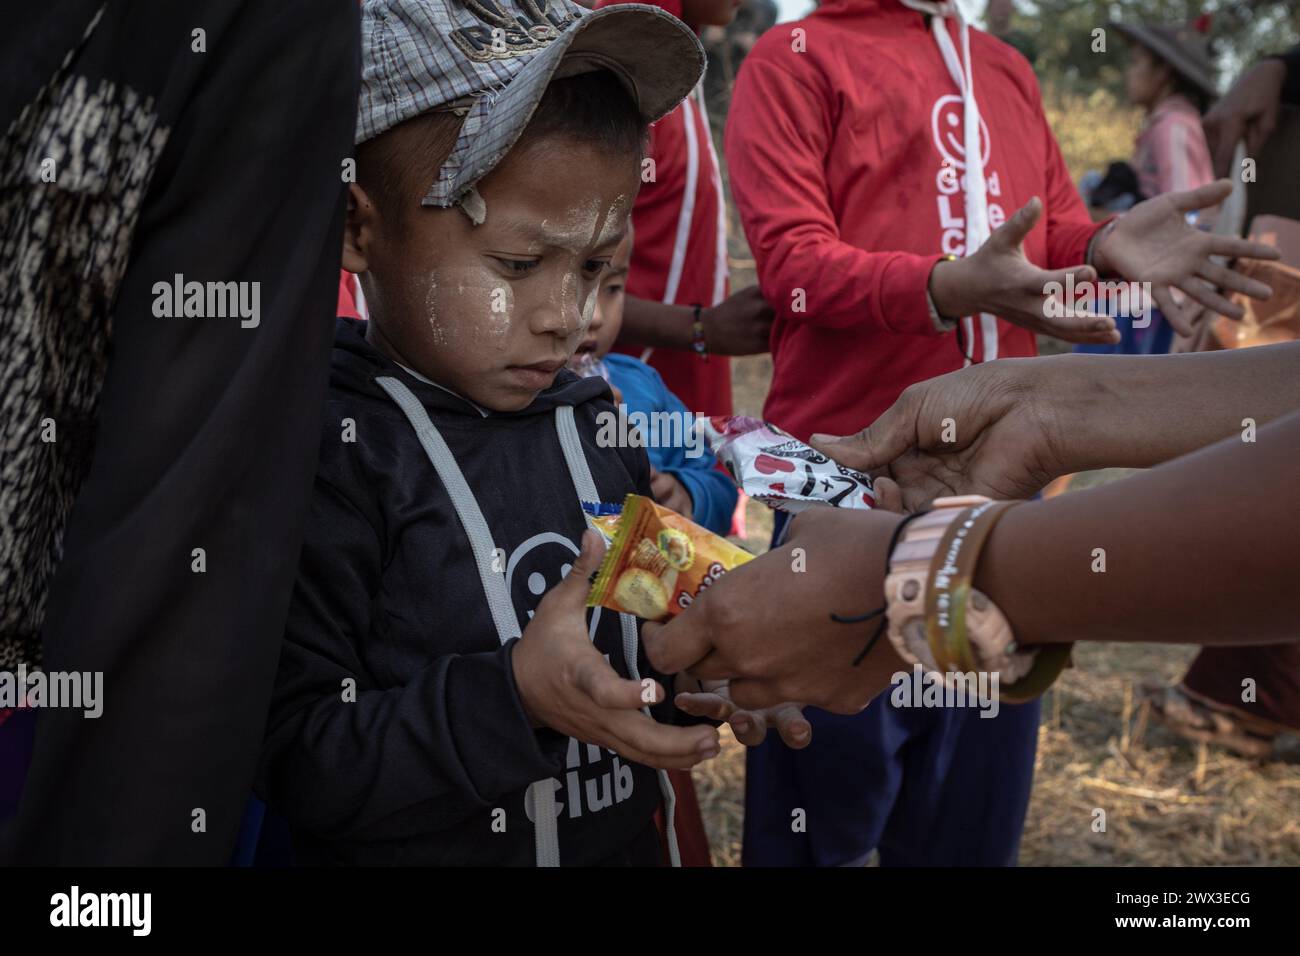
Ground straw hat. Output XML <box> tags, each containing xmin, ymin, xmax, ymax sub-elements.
<box><xmin>1113</xmin><ymin>14</ymin><xmax>1218</xmax><ymax>98</ymax></box>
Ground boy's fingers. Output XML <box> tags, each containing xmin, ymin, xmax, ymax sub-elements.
<box><xmin>673</xmin><ymin>692</ymin><xmax>734</xmax><ymax>722</ymax></box>
<box><xmin>602</xmin><ymin>710</ymin><xmax>719</xmax><ymax>763</ymax></box>
<box><xmin>579</xmin><ymin>661</ymin><xmax>660</xmax><ymax>710</ymax></box>
<box><xmin>585</xmin><ymin>726</ymin><xmax>706</xmax><ymax>771</ymax></box>
<box><xmin>540</xmin><ymin>529</ymin><xmax>606</xmax><ymax>615</ymax></box>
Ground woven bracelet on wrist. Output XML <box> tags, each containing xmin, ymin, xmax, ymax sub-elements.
<box><xmin>827</xmin><ymin>510</ymin><xmax>931</xmax><ymax>667</ymax></box>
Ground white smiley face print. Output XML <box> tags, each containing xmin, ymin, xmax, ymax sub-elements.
<box><xmin>505</xmin><ymin>532</ymin><xmax>603</xmax><ymax>640</ymax></box>
<box><xmin>930</xmin><ymin>93</ymin><xmax>991</xmax><ymax>171</ymax></box>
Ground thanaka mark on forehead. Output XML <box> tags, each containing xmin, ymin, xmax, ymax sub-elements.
<box><xmin>491</xmin><ymin>208</ymin><xmax>626</xmax><ymax>253</ymax></box>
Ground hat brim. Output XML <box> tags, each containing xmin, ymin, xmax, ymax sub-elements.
<box><xmin>1113</xmin><ymin>22</ymin><xmax>1218</xmax><ymax>98</ymax></box>
<box><xmin>425</xmin><ymin>4</ymin><xmax>704</xmax><ymax>208</ymax></box>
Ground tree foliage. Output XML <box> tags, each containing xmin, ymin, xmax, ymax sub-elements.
<box><xmin>1004</xmin><ymin>0</ymin><xmax>1300</xmax><ymax>97</ymax></box>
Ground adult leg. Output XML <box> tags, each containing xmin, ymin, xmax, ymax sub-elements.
<box><xmin>877</xmin><ymin>699</ymin><xmax>1042</xmax><ymax>866</ymax></box>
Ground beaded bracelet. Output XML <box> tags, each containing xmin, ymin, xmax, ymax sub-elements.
<box><xmin>690</xmin><ymin>304</ymin><xmax>708</xmax><ymax>362</ymax></box>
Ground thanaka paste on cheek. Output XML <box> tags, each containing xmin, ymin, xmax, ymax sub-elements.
<box><xmin>422</xmin><ymin>270</ymin><xmax>450</xmax><ymax>348</ymax></box>
<box><xmin>453</xmin><ymin>264</ymin><xmax>514</xmax><ymax>345</ymax></box>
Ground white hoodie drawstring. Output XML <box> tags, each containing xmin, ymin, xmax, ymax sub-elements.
<box><xmin>900</xmin><ymin>0</ymin><xmax>999</xmax><ymax>362</ymax></box>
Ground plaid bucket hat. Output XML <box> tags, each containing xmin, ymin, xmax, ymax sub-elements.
<box><xmin>356</xmin><ymin>0</ymin><xmax>705</xmax><ymax>210</ymax></box>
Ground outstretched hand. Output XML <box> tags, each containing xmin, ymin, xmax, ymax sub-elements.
<box><xmin>928</xmin><ymin>197</ymin><xmax>1118</xmax><ymax>345</ymax></box>
<box><xmin>810</xmin><ymin>358</ymin><xmax>1071</xmax><ymax>511</ymax></box>
<box><xmin>1091</xmin><ymin>180</ymin><xmax>1278</xmax><ymax>334</ymax></box>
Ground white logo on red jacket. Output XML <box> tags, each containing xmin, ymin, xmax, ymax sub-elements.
<box><xmin>930</xmin><ymin>94</ymin><xmax>1006</xmax><ymax>258</ymax></box>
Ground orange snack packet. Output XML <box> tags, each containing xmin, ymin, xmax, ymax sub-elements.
<box><xmin>586</xmin><ymin>494</ymin><xmax>754</xmax><ymax>622</ymax></box>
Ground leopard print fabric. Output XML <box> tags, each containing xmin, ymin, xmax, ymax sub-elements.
<box><xmin>0</xmin><ymin>16</ymin><xmax>170</xmax><ymax>673</ymax></box>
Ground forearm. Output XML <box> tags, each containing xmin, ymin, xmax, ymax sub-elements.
<box><xmin>617</xmin><ymin>296</ymin><xmax>694</xmax><ymax>350</ymax></box>
<box><xmin>976</xmin><ymin>407</ymin><xmax>1300</xmax><ymax>647</ymax></box>
<box><xmin>1048</xmin><ymin>345</ymin><xmax>1300</xmax><ymax>472</ymax></box>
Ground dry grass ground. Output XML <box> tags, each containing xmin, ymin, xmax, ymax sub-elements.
<box><xmin>693</xmin><ymin>636</ymin><xmax>1300</xmax><ymax>867</ymax></box>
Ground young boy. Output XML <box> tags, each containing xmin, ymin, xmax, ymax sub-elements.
<box><xmin>570</xmin><ymin>228</ymin><xmax>738</xmax><ymax>535</ymax></box>
<box><xmin>255</xmin><ymin>0</ymin><xmax>719</xmax><ymax>866</ymax></box>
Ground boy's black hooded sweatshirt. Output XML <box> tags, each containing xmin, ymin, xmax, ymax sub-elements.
<box><xmin>257</xmin><ymin>318</ymin><xmax>677</xmax><ymax>865</ymax></box>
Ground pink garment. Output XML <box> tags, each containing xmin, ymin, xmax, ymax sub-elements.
<box><xmin>1134</xmin><ymin>94</ymin><xmax>1214</xmax><ymax>198</ymax></box>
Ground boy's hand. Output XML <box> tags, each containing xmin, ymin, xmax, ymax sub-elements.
<box><xmin>649</xmin><ymin>469</ymin><xmax>693</xmax><ymax>518</ymax></box>
<box><xmin>513</xmin><ymin>530</ymin><xmax>721</xmax><ymax>770</ymax></box>
<box><xmin>675</xmin><ymin>678</ymin><xmax>811</xmax><ymax>749</ymax></box>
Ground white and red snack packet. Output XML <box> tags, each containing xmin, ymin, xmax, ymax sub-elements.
<box><xmin>700</xmin><ymin>416</ymin><xmax>875</xmax><ymax>513</ymax></box>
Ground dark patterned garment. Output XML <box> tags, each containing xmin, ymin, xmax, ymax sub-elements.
<box><xmin>0</xmin><ymin>1</ymin><xmax>358</xmax><ymax>864</ymax></box>
<box><xmin>0</xmin><ymin>7</ymin><xmax>171</xmax><ymax>672</ymax></box>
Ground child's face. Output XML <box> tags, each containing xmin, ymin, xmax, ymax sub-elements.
<box><xmin>1124</xmin><ymin>45</ymin><xmax>1170</xmax><ymax>109</ymax></box>
<box><xmin>573</xmin><ymin>230</ymin><xmax>632</xmax><ymax>364</ymax></box>
<box><xmin>357</xmin><ymin>136</ymin><xmax>640</xmax><ymax>411</ymax></box>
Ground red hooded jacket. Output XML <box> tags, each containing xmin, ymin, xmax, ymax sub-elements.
<box><xmin>726</xmin><ymin>0</ymin><xmax>1103</xmax><ymax>438</ymax></box>
<box><xmin>598</xmin><ymin>0</ymin><xmax>732</xmax><ymax>417</ymax></box>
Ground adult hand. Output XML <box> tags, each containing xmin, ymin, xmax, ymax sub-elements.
<box><xmin>675</xmin><ymin>679</ymin><xmax>811</xmax><ymax>748</ymax></box>
<box><xmin>514</xmin><ymin>530</ymin><xmax>721</xmax><ymax>769</ymax></box>
<box><xmin>642</xmin><ymin>507</ymin><xmax>908</xmax><ymax>715</ymax></box>
<box><xmin>928</xmin><ymin>197</ymin><xmax>1119</xmax><ymax>345</ymax></box>
<box><xmin>649</xmin><ymin>468</ymin><xmax>693</xmax><ymax>518</ymax></box>
<box><xmin>1203</xmin><ymin>58</ymin><xmax>1287</xmax><ymax>177</ymax></box>
<box><xmin>1090</xmin><ymin>180</ymin><xmax>1279</xmax><ymax>334</ymax></box>
<box><xmin>702</xmin><ymin>284</ymin><xmax>774</xmax><ymax>355</ymax></box>
<box><xmin>810</xmin><ymin>357</ymin><xmax>1074</xmax><ymax>511</ymax></box>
